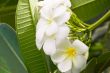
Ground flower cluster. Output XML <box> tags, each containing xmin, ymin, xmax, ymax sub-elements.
<box><xmin>36</xmin><ymin>0</ymin><xmax>89</xmax><ymax>73</ymax></box>
<box><xmin>36</xmin><ymin>0</ymin><xmax>71</xmax><ymax>55</ymax></box>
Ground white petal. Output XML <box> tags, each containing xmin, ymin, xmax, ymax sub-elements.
<box><xmin>72</xmin><ymin>40</ymin><xmax>89</xmax><ymax>54</ymax></box>
<box><xmin>57</xmin><ymin>39</ymin><xmax>72</xmax><ymax>50</ymax></box>
<box><xmin>58</xmin><ymin>59</ymin><xmax>72</xmax><ymax>72</ymax></box>
<box><xmin>64</xmin><ymin>70</ymin><xmax>72</xmax><ymax>73</ymax></box>
<box><xmin>36</xmin><ymin>37</ymin><xmax>46</xmax><ymax>50</ymax></box>
<box><xmin>53</xmin><ymin>5</ymin><xmax>67</xmax><ymax>18</ymax></box>
<box><xmin>38</xmin><ymin>1</ymin><xmax>44</xmax><ymax>7</ymax></box>
<box><xmin>36</xmin><ymin>18</ymin><xmax>47</xmax><ymax>42</ymax></box>
<box><xmin>55</xmin><ymin>12</ymin><xmax>71</xmax><ymax>25</ymax></box>
<box><xmin>44</xmin><ymin>0</ymin><xmax>62</xmax><ymax>8</ymax></box>
<box><xmin>43</xmin><ymin>39</ymin><xmax>56</xmax><ymax>55</ymax></box>
<box><xmin>51</xmin><ymin>50</ymin><xmax>66</xmax><ymax>64</ymax></box>
<box><xmin>53</xmin><ymin>0</ymin><xmax>64</xmax><ymax>7</ymax></box>
<box><xmin>84</xmin><ymin>51</ymin><xmax>89</xmax><ymax>60</ymax></box>
<box><xmin>46</xmin><ymin>22</ymin><xmax>58</xmax><ymax>36</ymax></box>
<box><xmin>71</xmin><ymin>68</ymin><xmax>80</xmax><ymax>73</ymax></box>
<box><xmin>56</xmin><ymin>25</ymin><xmax>70</xmax><ymax>44</ymax></box>
<box><xmin>63</xmin><ymin>0</ymin><xmax>71</xmax><ymax>7</ymax></box>
<box><xmin>43</xmin><ymin>0</ymin><xmax>52</xmax><ymax>7</ymax></box>
<box><xmin>37</xmin><ymin>18</ymin><xmax>48</xmax><ymax>29</ymax></box>
<box><xmin>72</xmin><ymin>55</ymin><xmax>86</xmax><ymax>70</ymax></box>
<box><xmin>43</xmin><ymin>0</ymin><xmax>71</xmax><ymax>8</ymax></box>
<box><xmin>64</xmin><ymin>68</ymin><xmax>80</xmax><ymax>73</ymax></box>
<box><xmin>36</xmin><ymin>41</ymin><xmax>42</xmax><ymax>50</ymax></box>
<box><xmin>36</xmin><ymin>19</ymin><xmax>48</xmax><ymax>49</ymax></box>
<box><xmin>40</xmin><ymin>6</ymin><xmax>52</xmax><ymax>19</ymax></box>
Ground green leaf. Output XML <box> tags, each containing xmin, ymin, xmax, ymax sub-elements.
<box><xmin>0</xmin><ymin>57</ymin><xmax>11</xmax><ymax>73</ymax></box>
<box><xmin>71</xmin><ymin>0</ymin><xmax>110</xmax><ymax>22</ymax></box>
<box><xmin>71</xmin><ymin>0</ymin><xmax>95</xmax><ymax>9</ymax></box>
<box><xmin>103</xmin><ymin>21</ymin><xmax>110</xmax><ymax>49</ymax></box>
<box><xmin>0</xmin><ymin>0</ymin><xmax>17</xmax><ymax>6</ymax></box>
<box><xmin>0</xmin><ymin>0</ymin><xmax>18</xmax><ymax>28</ymax></box>
<box><xmin>0</xmin><ymin>23</ymin><xmax>28</xmax><ymax>73</ymax></box>
<box><xmin>95</xmin><ymin>52</ymin><xmax>110</xmax><ymax>73</ymax></box>
<box><xmin>81</xmin><ymin>58</ymin><xmax>97</xmax><ymax>73</ymax></box>
<box><xmin>16</xmin><ymin>0</ymin><xmax>50</xmax><ymax>73</ymax></box>
<box><xmin>82</xmin><ymin>52</ymin><xmax>110</xmax><ymax>73</ymax></box>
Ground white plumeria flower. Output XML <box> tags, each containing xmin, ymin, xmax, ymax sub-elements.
<box><xmin>36</xmin><ymin>24</ymin><xmax>70</xmax><ymax>55</ymax></box>
<box><xmin>51</xmin><ymin>39</ymin><xmax>89</xmax><ymax>73</ymax></box>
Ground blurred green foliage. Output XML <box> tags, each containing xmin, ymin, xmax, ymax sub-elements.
<box><xmin>0</xmin><ymin>0</ymin><xmax>18</xmax><ymax>28</ymax></box>
<box><xmin>0</xmin><ymin>23</ymin><xmax>28</xmax><ymax>73</ymax></box>
<box><xmin>0</xmin><ymin>0</ymin><xmax>110</xmax><ymax>73</ymax></box>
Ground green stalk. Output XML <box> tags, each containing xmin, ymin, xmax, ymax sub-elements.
<box><xmin>88</xmin><ymin>10</ymin><xmax>110</xmax><ymax>30</ymax></box>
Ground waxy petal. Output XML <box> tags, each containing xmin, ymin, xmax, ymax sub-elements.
<box><xmin>36</xmin><ymin>18</ymin><xmax>47</xmax><ymax>42</ymax></box>
<box><xmin>43</xmin><ymin>0</ymin><xmax>53</xmax><ymax>7</ymax></box>
<box><xmin>38</xmin><ymin>1</ymin><xmax>44</xmax><ymax>7</ymax></box>
<box><xmin>71</xmin><ymin>68</ymin><xmax>80</xmax><ymax>73</ymax></box>
<box><xmin>40</xmin><ymin>6</ymin><xmax>52</xmax><ymax>19</ymax></box>
<box><xmin>53</xmin><ymin>5</ymin><xmax>67</xmax><ymax>18</ymax></box>
<box><xmin>58</xmin><ymin>59</ymin><xmax>72</xmax><ymax>72</ymax></box>
<box><xmin>36</xmin><ymin>37</ymin><xmax>46</xmax><ymax>50</ymax></box>
<box><xmin>36</xmin><ymin>18</ymin><xmax>48</xmax><ymax>49</ymax></box>
<box><xmin>51</xmin><ymin>50</ymin><xmax>66</xmax><ymax>64</ymax></box>
<box><xmin>72</xmin><ymin>55</ymin><xmax>86</xmax><ymax>70</ymax></box>
<box><xmin>56</xmin><ymin>25</ymin><xmax>70</xmax><ymax>44</ymax></box>
<box><xmin>64</xmin><ymin>68</ymin><xmax>80</xmax><ymax>73</ymax></box>
<box><xmin>46</xmin><ymin>22</ymin><xmax>58</xmax><ymax>36</ymax></box>
<box><xmin>55</xmin><ymin>12</ymin><xmax>71</xmax><ymax>25</ymax></box>
<box><xmin>63</xmin><ymin>0</ymin><xmax>72</xmax><ymax>7</ymax></box>
<box><xmin>84</xmin><ymin>51</ymin><xmax>89</xmax><ymax>60</ymax></box>
<box><xmin>43</xmin><ymin>38</ymin><xmax>56</xmax><ymax>55</ymax></box>
<box><xmin>64</xmin><ymin>70</ymin><xmax>71</xmax><ymax>73</ymax></box>
<box><xmin>57</xmin><ymin>39</ymin><xmax>72</xmax><ymax>50</ymax></box>
<box><xmin>72</xmin><ymin>40</ymin><xmax>89</xmax><ymax>54</ymax></box>
<box><xmin>44</xmin><ymin>0</ymin><xmax>62</xmax><ymax>8</ymax></box>
<box><xmin>37</xmin><ymin>18</ymin><xmax>48</xmax><ymax>29</ymax></box>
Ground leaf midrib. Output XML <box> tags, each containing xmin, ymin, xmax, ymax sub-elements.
<box><xmin>28</xmin><ymin>0</ymin><xmax>50</xmax><ymax>72</ymax></box>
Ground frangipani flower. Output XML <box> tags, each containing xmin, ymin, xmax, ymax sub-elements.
<box><xmin>36</xmin><ymin>24</ymin><xmax>70</xmax><ymax>55</ymax></box>
<box><xmin>51</xmin><ymin>39</ymin><xmax>89</xmax><ymax>73</ymax></box>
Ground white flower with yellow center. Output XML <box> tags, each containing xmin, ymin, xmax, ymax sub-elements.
<box><xmin>51</xmin><ymin>39</ymin><xmax>89</xmax><ymax>73</ymax></box>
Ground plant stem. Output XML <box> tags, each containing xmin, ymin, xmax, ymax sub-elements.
<box><xmin>88</xmin><ymin>10</ymin><xmax>110</xmax><ymax>30</ymax></box>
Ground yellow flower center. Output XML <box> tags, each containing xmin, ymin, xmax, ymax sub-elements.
<box><xmin>48</xmin><ymin>19</ymin><xmax>53</xmax><ymax>24</ymax></box>
<box><xmin>66</xmin><ymin>48</ymin><xmax>76</xmax><ymax>58</ymax></box>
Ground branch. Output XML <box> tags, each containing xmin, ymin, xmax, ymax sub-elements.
<box><xmin>88</xmin><ymin>10</ymin><xmax>110</xmax><ymax>30</ymax></box>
